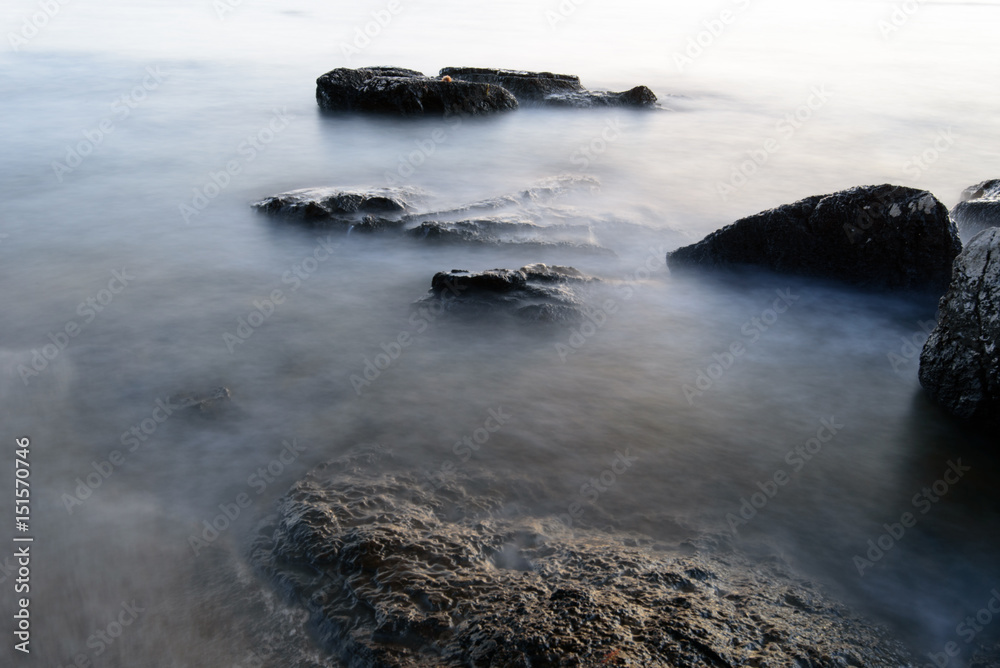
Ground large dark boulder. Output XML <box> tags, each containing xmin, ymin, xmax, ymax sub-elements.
<box><xmin>439</xmin><ymin>67</ymin><xmax>657</xmax><ymax>108</ymax></box>
<box><xmin>668</xmin><ymin>184</ymin><xmax>962</xmax><ymax>292</ymax></box>
<box><xmin>316</xmin><ymin>67</ymin><xmax>518</xmax><ymax>115</ymax></box>
<box><xmin>251</xmin><ymin>449</ymin><xmax>913</xmax><ymax>667</ymax></box>
<box><xmin>951</xmin><ymin>179</ymin><xmax>1000</xmax><ymax>238</ymax></box>
<box><xmin>919</xmin><ymin>228</ymin><xmax>1000</xmax><ymax>425</ymax></box>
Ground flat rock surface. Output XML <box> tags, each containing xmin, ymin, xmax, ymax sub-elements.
<box><xmin>250</xmin><ymin>448</ymin><xmax>914</xmax><ymax>668</ymax></box>
<box><xmin>439</xmin><ymin>67</ymin><xmax>657</xmax><ymax>108</ymax></box>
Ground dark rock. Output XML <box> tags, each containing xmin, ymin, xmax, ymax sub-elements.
<box><xmin>440</xmin><ymin>67</ymin><xmax>658</xmax><ymax>108</ymax></box>
<box><xmin>252</xmin><ymin>187</ymin><xmax>421</xmax><ymax>228</ymax></box>
<box><xmin>316</xmin><ymin>67</ymin><xmax>518</xmax><ymax>116</ymax></box>
<box><xmin>250</xmin><ymin>450</ymin><xmax>914</xmax><ymax>667</ymax></box>
<box><xmin>951</xmin><ymin>179</ymin><xmax>1000</xmax><ymax>237</ymax></box>
<box><xmin>668</xmin><ymin>184</ymin><xmax>962</xmax><ymax>292</ymax></box>
<box><xmin>419</xmin><ymin>264</ymin><xmax>594</xmax><ymax>323</ymax></box>
<box><xmin>405</xmin><ymin>218</ymin><xmax>611</xmax><ymax>254</ymax></box>
<box><xmin>166</xmin><ymin>386</ymin><xmax>232</xmax><ymax>414</ymax></box>
<box><xmin>919</xmin><ymin>228</ymin><xmax>1000</xmax><ymax>425</ymax></box>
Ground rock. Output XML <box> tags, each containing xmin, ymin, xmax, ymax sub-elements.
<box><xmin>668</xmin><ymin>184</ymin><xmax>962</xmax><ymax>292</ymax></box>
<box><xmin>316</xmin><ymin>67</ymin><xmax>518</xmax><ymax>115</ymax></box>
<box><xmin>166</xmin><ymin>386</ymin><xmax>233</xmax><ymax>415</ymax></box>
<box><xmin>252</xmin><ymin>177</ymin><xmax>614</xmax><ymax>253</ymax></box>
<box><xmin>919</xmin><ymin>228</ymin><xmax>1000</xmax><ymax>425</ymax></box>
<box><xmin>418</xmin><ymin>264</ymin><xmax>594</xmax><ymax>323</ymax></box>
<box><xmin>250</xmin><ymin>449</ymin><xmax>914</xmax><ymax>667</ymax></box>
<box><xmin>252</xmin><ymin>186</ymin><xmax>422</xmax><ymax>227</ymax></box>
<box><xmin>951</xmin><ymin>179</ymin><xmax>1000</xmax><ymax>237</ymax></box>
<box><xmin>440</xmin><ymin>67</ymin><xmax>658</xmax><ymax>108</ymax></box>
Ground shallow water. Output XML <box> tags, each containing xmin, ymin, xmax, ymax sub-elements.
<box><xmin>2</xmin><ymin>0</ymin><xmax>1000</xmax><ymax>665</ymax></box>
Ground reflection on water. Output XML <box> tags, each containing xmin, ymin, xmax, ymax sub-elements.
<box><xmin>2</xmin><ymin>0</ymin><xmax>1000</xmax><ymax>665</ymax></box>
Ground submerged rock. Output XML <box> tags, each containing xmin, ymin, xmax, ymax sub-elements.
<box><xmin>167</xmin><ymin>386</ymin><xmax>232</xmax><ymax>414</ymax></box>
<box><xmin>253</xmin><ymin>176</ymin><xmax>614</xmax><ymax>253</ymax></box>
<box><xmin>251</xmin><ymin>450</ymin><xmax>913</xmax><ymax>667</ymax></box>
<box><xmin>417</xmin><ymin>264</ymin><xmax>594</xmax><ymax>323</ymax></box>
<box><xmin>439</xmin><ymin>67</ymin><xmax>657</xmax><ymax>108</ymax></box>
<box><xmin>316</xmin><ymin>67</ymin><xmax>518</xmax><ymax>116</ymax></box>
<box><xmin>668</xmin><ymin>184</ymin><xmax>961</xmax><ymax>293</ymax></box>
<box><xmin>919</xmin><ymin>228</ymin><xmax>1000</xmax><ymax>425</ymax></box>
<box><xmin>253</xmin><ymin>186</ymin><xmax>421</xmax><ymax>225</ymax></box>
<box><xmin>951</xmin><ymin>179</ymin><xmax>1000</xmax><ymax>238</ymax></box>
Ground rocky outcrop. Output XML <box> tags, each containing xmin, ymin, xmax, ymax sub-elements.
<box><xmin>252</xmin><ymin>177</ymin><xmax>613</xmax><ymax>253</ymax></box>
<box><xmin>919</xmin><ymin>228</ymin><xmax>1000</xmax><ymax>425</ymax></box>
<box><xmin>253</xmin><ymin>186</ymin><xmax>421</xmax><ymax>225</ymax></box>
<box><xmin>439</xmin><ymin>67</ymin><xmax>657</xmax><ymax>108</ymax></box>
<box><xmin>316</xmin><ymin>67</ymin><xmax>518</xmax><ymax>116</ymax></box>
<box><xmin>951</xmin><ymin>179</ymin><xmax>1000</xmax><ymax>238</ymax></box>
<box><xmin>251</xmin><ymin>449</ymin><xmax>913</xmax><ymax>667</ymax></box>
<box><xmin>417</xmin><ymin>264</ymin><xmax>594</xmax><ymax>323</ymax></box>
<box><xmin>668</xmin><ymin>184</ymin><xmax>962</xmax><ymax>292</ymax></box>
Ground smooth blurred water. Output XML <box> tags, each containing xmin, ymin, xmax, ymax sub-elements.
<box><xmin>2</xmin><ymin>0</ymin><xmax>1000</xmax><ymax>666</ymax></box>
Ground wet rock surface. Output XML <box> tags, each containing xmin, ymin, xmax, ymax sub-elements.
<box><xmin>250</xmin><ymin>449</ymin><xmax>914</xmax><ymax>668</ymax></box>
<box><xmin>167</xmin><ymin>386</ymin><xmax>234</xmax><ymax>415</ymax></box>
<box><xmin>253</xmin><ymin>177</ymin><xmax>614</xmax><ymax>253</ymax></box>
<box><xmin>952</xmin><ymin>179</ymin><xmax>1000</xmax><ymax>238</ymax></box>
<box><xmin>668</xmin><ymin>184</ymin><xmax>962</xmax><ymax>293</ymax></box>
<box><xmin>316</xmin><ymin>67</ymin><xmax>519</xmax><ymax>116</ymax></box>
<box><xmin>919</xmin><ymin>228</ymin><xmax>1000</xmax><ymax>425</ymax></box>
<box><xmin>439</xmin><ymin>67</ymin><xmax>658</xmax><ymax>108</ymax></box>
<box><xmin>417</xmin><ymin>264</ymin><xmax>595</xmax><ymax>323</ymax></box>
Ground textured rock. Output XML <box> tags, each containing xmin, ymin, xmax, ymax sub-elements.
<box><xmin>951</xmin><ymin>179</ymin><xmax>1000</xmax><ymax>238</ymax></box>
<box><xmin>316</xmin><ymin>67</ymin><xmax>518</xmax><ymax>116</ymax></box>
<box><xmin>253</xmin><ymin>186</ymin><xmax>421</xmax><ymax>226</ymax></box>
<box><xmin>251</xmin><ymin>449</ymin><xmax>914</xmax><ymax>668</ymax></box>
<box><xmin>439</xmin><ymin>67</ymin><xmax>657</xmax><ymax>108</ymax></box>
<box><xmin>919</xmin><ymin>228</ymin><xmax>1000</xmax><ymax>424</ymax></box>
<box><xmin>668</xmin><ymin>184</ymin><xmax>962</xmax><ymax>292</ymax></box>
<box><xmin>418</xmin><ymin>264</ymin><xmax>595</xmax><ymax>323</ymax></box>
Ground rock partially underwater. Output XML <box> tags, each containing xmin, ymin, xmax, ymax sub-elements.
<box><xmin>416</xmin><ymin>264</ymin><xmax>596</xmax><ymax>323</ymax></box>
<box><xmin>919</xmin><ymin>228</ymin><xmax>1000</xmax><ymax>426</ymax></box>
<box><xmin>316</xmin><ymin>67</ymin><xmax>519</xmax><ymax>116</ymax></box>
<box><xmin>951</xmin><ymin>179</ymin><xmax>1000</xmax><ymax>238</ymax></box>
<box><xmin>252</xmin><ymin>177</ymin><xmax>615</xmax><ymax>254</ymax></box>
<box><xmin>439</xmin><ymin>67</ymin><xmax>658</xmax><ymax>108</ymax></box>
<box><xmin>251</xmin><ymin>450</ymin><xmax>913</xmax><ymax>667</ymax></box>
<box><xmin>668</xmin><ymin>184</ymin><xmax>961</xmax><ymax>293</ymax></box>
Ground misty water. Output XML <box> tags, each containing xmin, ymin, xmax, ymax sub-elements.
<box><xmin>2</xmin><ymin>0</ymin><xmax>1000</xmax><ymax>665</ymax></box>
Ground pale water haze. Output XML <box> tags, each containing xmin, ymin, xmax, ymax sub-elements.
<box><xmin>1</xmin><ymin>0</ymin><xmax>999</xmax><ymax>666</ymax></box>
